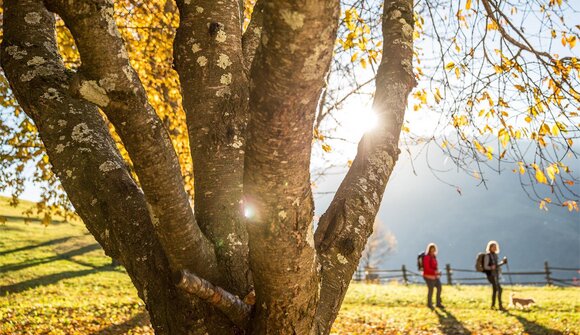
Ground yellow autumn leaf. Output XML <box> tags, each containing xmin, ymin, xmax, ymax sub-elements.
<box><xmin>445</xmin><ymin>62</ymin><xmax>455</xmax><ymax>71</ymax></box>
<box><xmin>466</xmin><ymin>0</ymin><xmax>472</xmax><ymax>10</ymax></box>
<box><xmin>563</xmin><ymin>200</ymin><xmax>579</xmax><ymax>212</ymax></box>
<box><xmin>546</xmin><ymin>164</ymin><xmax>559</xmax><ymax>181</ymax></box>
<box><xmin>350</xmin><ymin>52</ymin><xmax>359</xmax><ymax>62</ymax></box>
<box><xmin>322</xmin><ymin>144</ymin><xmax>332</xmax><ymax>153</ymax></box>
<box><xmin>434</xmin><ymin>88</ymin><xmax>443</xmax><ymax>104</ymax></box>
<box><xmin>539</xmin><ymin>200</ymin><xmax>548</xmax><ymax>211</ymax></box>
<box><xmin>517</xmin><ymin>162</ymin><xmax>525</xmax><ymax>175</ymax></box>
<box><xmin>41</xmin><ymin>213</ymin><xmax>52</xmax><ymax>227</ymax></box>
<box><xmin>498</xmin><ymin>129</ymin><xmax>510</xmax><ymax>148</ymax></box>
<box><xmin>568</xmin><ymin>35</ymin><xmax>577</xmax><ymax>48</ymax></box>
<box><xmin>360</xmin><ymin>58</ymin><xmax>367</xmax><ymax>69</ymax></box>
<box><xmin>535</xmin><ymin>167</ymin><xmax>548</xmax><ymax>184</ymax></box>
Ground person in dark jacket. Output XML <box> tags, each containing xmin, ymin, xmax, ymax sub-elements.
<box><xmin>423</xmin><ymin>243</ymin><xmax>444</xmax><ymax>309</ymax></box>
<box><xmin>484</xmin><ymin>240</ymin><xmax>507</xmax><ymax>310</ymax></box>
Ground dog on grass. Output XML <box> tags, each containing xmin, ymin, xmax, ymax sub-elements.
<box><xmin>508</xmin><ymin>292</ymin><xmax>536</xmax><ymax>309</ymax></box>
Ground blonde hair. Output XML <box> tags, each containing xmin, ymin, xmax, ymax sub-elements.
<box><xmin>425</xmin><ymin>242</ymin><xmax>438</xmax><ymax>255</ymax></box>
<box><xmin>486</xmin><ymin>240</ymin><xmax>500</xmax><ymax>253</ymax></box>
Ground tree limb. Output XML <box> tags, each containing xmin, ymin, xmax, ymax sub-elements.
<box><xmin>173</xmin><ymin>0</ymin><xmax>252</xmax><ymax>296</ymax></box>
<box><xmin>480</xmin><ymin>0</ymin><xmax>551</xmax><ymax>60</ymax></box>
<box><xmin>242</xmin><ymin>0</ymin><xmax>340</xmax><ymax>332</ymax></box>
<box><xmin>313</xmin><ymin>1</ymin><xmax>417</xmax><ymax>333</ymax></box>
<box><xmin>44</xmin><ymin>0</ymin><xmax>218</xmax><ymax>279</ymax></box>
<box><xmin>176</xmin><ymin>270</ymin><xmax>252</xmax><ymax>328</ymax></box>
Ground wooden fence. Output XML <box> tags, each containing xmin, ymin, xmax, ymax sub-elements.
<box><xmin>354</xmin><ymin>261</ymin><xmax>580</xmax><ymax>287</ymax></box>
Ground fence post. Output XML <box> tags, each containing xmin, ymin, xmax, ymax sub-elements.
<box><xmin>402</xmin><ymin>265</ymin><xmax>408</xmax><ymax>285</ymax></box>
<box><xmin>544</xmin><ymin>261</ymin><xmax>552</xmax><ymax>286</ymax></box>
<box><xmin>446</xmin><ymin>264</ymin><xmax>453</xmax><ymax>285</ymax></box>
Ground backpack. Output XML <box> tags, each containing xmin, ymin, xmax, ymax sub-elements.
<box><xmin>475</xmin><ymin>252</ymin><xmax>487</xmax><ymax>272</ymax></box>
<box><xmin>417</xmin><ymin>252</ymin><xmax>426</xmax><ymax>271</ymax></box>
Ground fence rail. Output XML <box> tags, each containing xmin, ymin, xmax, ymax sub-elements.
<box><xmin>355</xmin><ymin>261</ymin><xmax>580</xmax><ymax>287</ymax></box>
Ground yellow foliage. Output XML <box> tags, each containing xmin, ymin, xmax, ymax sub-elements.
<box><xmin>546</xmin><ymin>164</ymin><xmax>560</xmax><ymax>182</ymax></box>
<box><xmin>532</xmin><ymin>164</ymin><xmax>548</xmax><ymax>184</ymax></box>
<box><xmin>563</xmin><ymin>200</ymin><xmax>579</xmax><ymax>212</ymax></box>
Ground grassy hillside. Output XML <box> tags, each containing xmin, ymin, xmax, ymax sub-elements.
<box><xmin>0</xmin><ymin>196</ymin><xmax>41</xmax><ymax>220</ymax></box>
<box><xmin>0</xmin><ymin>196</ymin><xmax>74</xmax><ymax>224</ymax></box>
<box><xmin>1</xmin><ymin>208</ymin><xmax>579</xmax><ymax>334</ymax></box>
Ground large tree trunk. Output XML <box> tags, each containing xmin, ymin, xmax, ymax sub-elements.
<box><xmin>0</xmin><ymin>0</ymin><xmax>414</xmax><ymax>333</ymax></box>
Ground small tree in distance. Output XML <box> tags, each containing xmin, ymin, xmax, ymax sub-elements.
<box><xmin>358</xmin><ymin>220</ymin><xmax>397</xmax><ymax>281</ymax></box>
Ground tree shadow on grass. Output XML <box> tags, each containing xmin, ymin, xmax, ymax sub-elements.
<box><xmin>0</xmin><ymin>264</ymin><xmax>121</xmax><ymax>297</ymax></box>
<box><xmin>90</xmin><ymin>311</ymin><xmax>150</xmax><ymax>335</ymax></box>
<box><xmin>0</xmin><ymin>243</ymin><xmax>101</xmax><ymax>274</ymax></box>
<box><xmin>506</xmin><ymin>312</ymin><xmax>563</xmax><ymax>335</ymax></box>
<box><xmin>435</xmin><ymin>309</ymin><xmax>472</xmax><ymax>335</ymax></box>
<box><xmin>0</xmin><ymin>236</ymin><xmax>73</xmax><ymax>257</ymax></box>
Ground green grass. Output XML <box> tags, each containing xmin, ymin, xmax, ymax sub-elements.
<box><xmin>1</xmin><ymin>199</ymin><xmax>578</xmax><ymax>334</ymax></box>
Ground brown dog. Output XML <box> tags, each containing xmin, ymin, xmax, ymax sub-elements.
<box><xmin>509</xmin><ymin>292</ymin><xmax>536</xmax><ymax>309</ymax></box>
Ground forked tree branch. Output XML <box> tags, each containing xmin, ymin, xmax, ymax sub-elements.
<box><xmin>313</xmin><ymin>0</ymin><xmax>417</xmax><ymax>333</ymax></box>
<box><xmin>0</xmin><ymin>1</ymin><xmax>216</xmax><ymax>332</ymax></box>
<box><xmin>44</xmin><ymin>0</ymin><xmax>218</xmax><ymax>279</ymax></box>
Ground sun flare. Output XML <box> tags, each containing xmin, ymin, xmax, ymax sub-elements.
<box><xmin>340</xmin><ymin>106</ymin><xmax>379</xmax><ymax>140</ymax></box>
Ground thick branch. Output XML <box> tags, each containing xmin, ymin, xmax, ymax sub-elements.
<box><xmin>176</xmin><ymin>270</ymin><xmax>252</xmax><ymax>328</ymax></box>
<box><xmin>243</xmin><ymin>1</ymin><xmax>340</xmax><ymax>333</ymax></box>
<box><xmin>44</xmin><ymin>0</ymin><xmax>218</xmax><ymax>279</ymax></box>
<box><xmin>173</xmin><ymin>0</ymin><xmax>251</xmax><ymax>296</ymax></box>
<box><xmin>313</xmin><ymin>1</ymin><xmax>417</xmax><ymax>333</ymax></box>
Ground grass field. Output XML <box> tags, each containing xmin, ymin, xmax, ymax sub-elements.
<box><xmin>1</xmin><ymin>197</ymin><xmax>579</xmax><ymax>334</ymax></box>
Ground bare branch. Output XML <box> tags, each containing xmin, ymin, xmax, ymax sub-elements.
<box><xmin>175</xmin><ymin>270</ymin><xmax>252</xmax><ymax>328</ymax></box>
<box><xmin>313</xmin><ymin>0</ymin><xmax>416</xmax><ymax>333</ymax></box>
<box><xmin>480</xmin><ymin>0</ymin><xmax>551</xmax><ymax>60</ymax></box>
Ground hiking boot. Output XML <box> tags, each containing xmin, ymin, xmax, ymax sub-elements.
<box><xmin>436</xmin><ymin>304</ymin><xmax>445</xmax><ymax>309</ymax></box>
<box><xmin>427</xmin><ymin>304</ymin><xmax>435</xmax><ymax>310</ymax></box>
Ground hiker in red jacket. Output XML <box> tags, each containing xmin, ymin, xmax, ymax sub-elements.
<box><xmin>423</xmin><ymin>243</ymin><xmax>444</xmax><ymax>309</ymax></box>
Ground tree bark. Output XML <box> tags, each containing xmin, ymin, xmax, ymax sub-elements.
<box><xmin>1</xmin><ymin>0</ymin><xmax>417</xmax><ymax>333</ymax></box>
<box><xmin>44</xmin><ymin>0</ymin><xmax>218</xmax><ymax>279</ymax></box>
<box><xmin>173</xmin><ymin>0</ymin><xmax>252</xmax><ymax>297</ymax></box>
<box><xmin>243</xmin><ymin>1</ymin><xmax>339</xmax><ymax>333</ymax></box>
<box><xmin>1</xmin><ymin>1</ymin><xmax>225</xmax><ymax>333</ymax></box>
<box><xmin>313</xmin><ymin>1</ymin><xmax>416</xmax><ymax>333</ymax></box>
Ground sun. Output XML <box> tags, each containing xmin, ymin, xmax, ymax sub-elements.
<box><xmin>338</xmin><ymin>105</ymin><xmax>379</xmax><ymax>141</ymax></box>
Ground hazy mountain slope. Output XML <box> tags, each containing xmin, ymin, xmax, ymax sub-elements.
<box><xmin>314</xmin><ymin>145</ymin><xmax>580</xmax><ymax>281</ymax></box>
